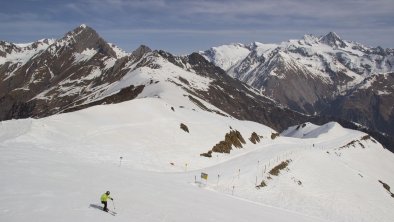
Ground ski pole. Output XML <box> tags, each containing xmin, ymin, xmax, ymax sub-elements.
<box><xmin>112</xmin><ymin>199</ymin><xmax>116</xmax><ymax>210</ymax></box>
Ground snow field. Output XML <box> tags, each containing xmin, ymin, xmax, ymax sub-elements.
<box><xmin>1</xmin><ymin>98</ymin><xmax>328</xmax><ymax>222</ymax></box>
<box><xmin>0</xmin><ymin>140</ymin><xmax>327</xmax><ymax>222</ymax></box>
<box><xmin>0</xmin><ymin>97</ymin><xmax>393</xmax><ymax>222</ymax></box>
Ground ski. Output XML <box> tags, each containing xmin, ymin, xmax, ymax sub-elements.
<box><xmin>104</xmin><ymin>210</ymin><xmax>117</xmax><ymax>216</ymax></box>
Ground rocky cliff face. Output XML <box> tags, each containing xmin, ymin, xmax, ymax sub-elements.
<box><xmin>325</xmin><ymin>73</ymin><xmax>394</xmax><ymax>136</ymax></box>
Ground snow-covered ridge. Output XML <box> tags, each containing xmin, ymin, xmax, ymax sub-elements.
<box><xmin>0</xmin><ymin>39</ymin><xmax>55</xmax><ymax>61</ymax></box>
<box><xmin>200</xmin><ymin>43</ymin><xmax>251</xmax><ymax>71</ymax></box>
<box><xmin>108</xmin><ymin>43</ymin><xmax>130</xmax><ymax>58</ymax></box>
<box><xmin>281</xmin><ymin>121</ymin><xmax>350</xmax><ymax>139</ymax></box>
<box><xmin>92</xmin><ymin>52</ymin><xmax>214</xmax><ymax>108</ymax></box>
<box><xmin>0</xmin><ymin>39</ymin><xmax>56</xmax><ymax>78</ymax></box>
<box><xmin>281</xmin><ymin>122</ymin><xmax>320</xmax><ymax>138</ymax></box>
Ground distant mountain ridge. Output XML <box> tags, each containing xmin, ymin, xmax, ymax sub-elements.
<box><xmin>200</xmin><ymin>32</ymin><xmax>394</xmax><ymax>137</ymax></box>
<box><xmin>1</xmin><ymin>25</ymin><xmax>393</xmax><ymax>151</ymax></box>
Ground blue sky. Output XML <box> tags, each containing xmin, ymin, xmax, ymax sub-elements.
<box><xmin>1</xmin><ymin>0</ymin><xmax>393</xmax><ymax>54</ymax></box>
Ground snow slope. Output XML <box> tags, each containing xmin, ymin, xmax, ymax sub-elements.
<box><xmin>0</xmin><ymin>136</ymin><xmax>323</xmax><ymax>222</ymax></box>
<box><xmin>0</xmin><ymin>98</ymin><xmax>319</xmax><ymax>222</ymax></box>
<box><xmin>281</xmin><ymin>122</ymin><xmax>320</xmax><ymax>138</ymax></box>
<box><xmin>1</xmin><ymin>96</ymin><xmax>394</xmax><ymax>222</ymax></box>
<box><xmin>281</xmin><ymin>122</ymin><xmax>349</xmax><ymax>139</ymax></box>
<box><xmin>201</xmin><ymin>43</ymin><xmax>251</xmax><ymax>71</ymax></box>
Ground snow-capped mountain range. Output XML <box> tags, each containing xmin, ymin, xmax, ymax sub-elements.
<box><xmin>1</xmin><ymin>25</ymin><xmax>393</xmax><ymax>148</ymax></box>
<box><xmin>0</xmin><ymin>25</ymin><xmax>312</xmax><ymax>133</ymax></box>
<box><xmin>1</xmin><ymin>25</ymin><xmax>394</xmax><ymax>222</ymax></box>
<box><xmin>201</xmin><ymin>32</ymin><xmax>394</xmax><ymax>137</ymax></box>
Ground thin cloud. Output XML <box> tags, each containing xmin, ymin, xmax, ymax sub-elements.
<box><xmin>181</xmin><ymin>0</ymin><xmax>394</xmax><ymax>18</ymax></box>
<box><xmin>0</xmin><ymin>0</ymin><xmax>393</xmax><ymax>52</ymax></box>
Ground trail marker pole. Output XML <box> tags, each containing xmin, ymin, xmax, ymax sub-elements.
<box><xmin>119</xmin><ymin>157</ymin><xmax>123</xmax><ymax>167</ymax></box>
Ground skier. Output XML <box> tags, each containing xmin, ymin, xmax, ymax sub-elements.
<box><xmin>100</xmin><ymin>191</ymin><xmax>113</xmax><ymax>212</ymax></box>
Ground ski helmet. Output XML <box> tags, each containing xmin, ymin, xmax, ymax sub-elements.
<box><xmin>106</xmin><ymin>191</ymin><xmax>110</xmax><ymax>195</ymax></box>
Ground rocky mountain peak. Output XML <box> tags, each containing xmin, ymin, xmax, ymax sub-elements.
<box><xmin>62</xmin><ymin>24</ymin><xmax>100</xmax><ymax>44</ymax></box>
<box><xmin>62</xmin><ymin>24</ymin><xmax>95</xmax><ymax>39</ymax></box>
<box><xmin>319</xmin><ymin>31</ymin><xmax>347</xmax><ymax>48</ymax></box>
<box><xmin>302</xmin><ymin>34</ymin><xmax>319</xmax><ymax>45</ymax></box>
<box><xmin>51</xmin><ymin>24</ymin><xmax>116</xmax><ymax>57</ymax></box>
<box><xmin>0</xmin><ymin>41</ymin><xmax>19</xmax><ymax>56</ymax></box>
<box><xmin>248</xmin><ymin>42</ymin><xmax>264</xmax><ymax>50</ymax></box>
<box><xmin>132</xmin><ymin>45</ymin><xmax>152</xmax><ymax>58</ymax></box>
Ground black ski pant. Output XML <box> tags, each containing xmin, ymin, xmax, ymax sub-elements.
<box><xmin>101</xmin><ymin>201</ymin><xmax>108</xmax><ymax>211</ymax></box>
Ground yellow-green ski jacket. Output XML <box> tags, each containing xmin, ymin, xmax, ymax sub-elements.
<box><xmin>101</xmin><ymin>193</ymin><xmax>112</xmax><ymax>202</ymax></box>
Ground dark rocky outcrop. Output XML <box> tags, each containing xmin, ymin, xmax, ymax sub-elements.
<box><xmin>201</xmin><ymin>130</ymin><xmax>246</xmax><ymax>156</ymax></box>
<box><xmin>180</xmin><ymin>123</ymin><xmax>189</xmax><ymax>133</ymax></box>
<box><xmin>249</xmin><ymin>132</ymin><xmax>261</xmax><ymax>144</ymax></box>
<box><xmin>62</xmin><ymin>85</ymin><xmax>144</xmax><ymax>113</ymax></box>
<box><xmin>324</xmin><ymin>73</ymin><xmax>394</xmax><ymax>137</ymax></box>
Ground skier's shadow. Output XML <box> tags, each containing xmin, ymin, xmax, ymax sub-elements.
<box><xmin>89</xmin><ymin>203</ymin><xmax>103</xmax><ymax>211</ymax></box>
